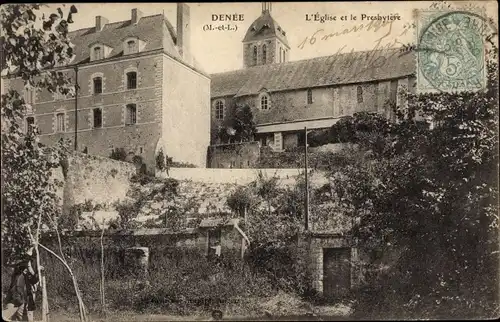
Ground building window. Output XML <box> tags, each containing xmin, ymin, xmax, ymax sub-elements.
<box><xmin>93</xmin><ymin>77</ymin><xmax>102</xmax><ymax>94</ymax></box>
<box><xmin>25</xmin><ymin>117</ymin><xmax>34</xmax><ymax>134</ymax></box>
<box><xmin>127</xmin><ymin>40</ymin><xmax>137</xmax><ymax>54</ymax></box>
<box><xmin>56</xmin><ymin>113</ymin><xmax>65</xmax><ymax>132</ymax></box>
<box><xmin>260</xmin><ymin>93</ymin><xmax>270</xmax><ymax>110</ymax></box>
<box><xmin>215</xmin><ymin>100</ymin><xmax>224</xmax><ymax>120</ymax></box>
<box><xmin>262</xmin><ymin>44</ymin><xmax>267</xmax><ymax>63</ymax></box>
<box><xmin>284</xmin><ymin>49</ymin><xmax>286</xmax><ymax>62</ymax></box>
<box><xmin>307</xmin><ymin>89</ymin><xmax>313</xmax><ymax>104</ymax></box>
<box><xmin>125</xmin><ymin>104</ymin><xmax>137</xmax><ymax>125</ymax></box>
<box><xmin>253</xmin><ymin>45</ymin><xmax>257</xmax><ymax>65</ymax></box>
<box><xmin>279</xmin><ymin>48</ymin><xmax>282</xmax><ymax>62</ymax></box>
<box><xmin>127</xmin><ymin>72</ymin><xmax>137</xmax><ymax>89</ymax></box>
<box><xmin>93</xmin><ymin>46</ymin><xmax>102</xmax><ymax>60</ymax></box>
<box><xmin>357</xmin><ymin>86</ymin><xmax>363</xmax><ymax>103</ymax></box>
<box><xmin>93</xmin><ymin>108</ymin><xmax>102</xmax><ymax>128</ymax></box>
<box><xmin>23</xmin><ymin>88</ymin><xmax>35</xmax><ymax>105</ymax></box>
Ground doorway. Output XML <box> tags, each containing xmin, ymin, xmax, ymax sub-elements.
<box><xmin>323</xmin><ymin>248</ymin><xmax>351</xmax><ymax>299</ymax></box>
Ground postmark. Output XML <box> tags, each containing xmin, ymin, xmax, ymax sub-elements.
<box><xmin>416</xmin><ymin>10</ymin><xmax>487</xmax><ymax>93</ymax></box>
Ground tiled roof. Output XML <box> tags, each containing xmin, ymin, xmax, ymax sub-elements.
<box><xmin>65</xmin><ymin>14</ymin><xmax>206</xmax><ymax>74</ymax></box>
<box><xmin>243</xmin><ymin>10</ymin><xmax>289</xmax><ymax>47</ymax></box>
<box><xmin>211</xmin><ymin>48</ymin><xmax>416</xmax><ymax>98</ymax></box>
<box><xmin>199</xmin><ymin>218</ymin><xmax>240</xmax><ymax>228</ymax></box>
<box><xmin>68</xmin><ymin>14</ymin><xmax>175</xmax><ymax>64</ymax></box>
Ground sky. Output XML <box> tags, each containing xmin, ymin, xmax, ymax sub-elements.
<box><xmin>45</xmin><ymin>1</ymin><xmax>498</xmax><ymax>74</ymax></box>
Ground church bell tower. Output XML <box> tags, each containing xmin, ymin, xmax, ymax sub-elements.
<box><xmin>242</xmin><ymin>2</ymin><xmax>290</xmax><ymax>68</ymax></box>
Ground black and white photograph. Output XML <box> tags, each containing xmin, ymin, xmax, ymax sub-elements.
<box><xmin>1</xmin><ymin>1</ymin><xmax>499</xmax><ymax>321</ymax></box>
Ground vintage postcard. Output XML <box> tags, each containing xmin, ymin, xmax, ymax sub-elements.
<box><xmin>1</xmin><ymin>1</ymin><xmax>498</xmax><ymax>321</ymax></box>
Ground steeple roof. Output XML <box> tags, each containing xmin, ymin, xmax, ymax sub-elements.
<box><xmin>242</xmin><ymin>10</ymin><xmax>289</xmax><ymax>47</ymax></box>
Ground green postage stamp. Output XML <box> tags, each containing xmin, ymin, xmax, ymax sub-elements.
<box><xmin>416</xmin><ymin>10</ymin><xmax>487</xmax><ymax>93</ymax></box>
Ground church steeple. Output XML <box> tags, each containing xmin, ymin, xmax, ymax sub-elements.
<box><xmin>262</xmin><ymin>2</ymin><xmax>272</xmax><ymax>13</ymax></box>
<box><xmin>242</xmin><ymin>2</ymin><xmax>290</xmax><ymax>68</ymax></box>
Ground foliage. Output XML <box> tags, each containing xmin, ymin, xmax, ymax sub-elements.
<box><xmin>1</xmin><ymin>4</ymin><xmax>77</xmax><ymax>93</ymax></box>
<box><xmin>332</xmin><ymin>57</ymin><xmax>499</xmax><ymax>318</ymax></box>
<box><xmin>59</xmin><ymin>200</ymin><xmax>104</xmax><ymax>231</ymax></box>
<box><xmin>217</xmin><ymin>104</ymin><xmax>256</xmax><ymax>143</ymax></box>
<box><xmin>170</xmin><ymin>161</ymin><xmax>196</xmax><ymax>168</ymax></box>
<box><xmin>226</xmin><ymin>186</ymin><xmax>253</xmax><ymax>217</ymax></box>
<box><xmin>1</xmin><ymin>4</ymin><xmax>77</xmax><ymax>264</ymax></box>
<box><xmin>233</xmin><ymin>104</ymin><xmax>257</xmax><ymax>142</ymax></box>
<box><xmin>109</xmin><ymin>148</ymin><xmax>127</xmax><ymax>162</ymax></box>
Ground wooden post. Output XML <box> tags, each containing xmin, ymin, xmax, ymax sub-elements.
<box><xmin>42</xmin><ymin>274</ymin><xmax>49</xmax><ymax>322</ymax></box>
<box><xmin>304</xmin><ymin>127</ymin><xmax>309</xmax><ymax>231</ymax></box>
<box><xmin>74</xmin><ymin>65</ymin><xmax>79</xmax><ymax>151</ymax></box>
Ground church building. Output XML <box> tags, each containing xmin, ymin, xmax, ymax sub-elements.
<box><xmin>2</xmin><ymin>4</ymin><xmax>211</xmax><ymax>170</ymax></box>
<box><xmin>210</xmin><ymin>3</ymin><xmax>416</xmax><ymax>151</ymax></box>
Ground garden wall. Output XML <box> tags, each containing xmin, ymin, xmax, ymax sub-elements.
<box><xmin>207</xmin><ymin>141</ymin><xmax>260</xmax><ymax>168</ymax></box>
<box><xmin>158</xmin><ymin>167</ymin><xmax>328</xmax><ymax>186</ymax></box>
<box><xmin>53</xmin><ymin>152</ymin><xmax>137</xmax><ymax>214</ymax></box>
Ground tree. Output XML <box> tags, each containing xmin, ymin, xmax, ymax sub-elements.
<box><xmin>156</xmin><ymin>148</ymin><xmax>165</xmax><ymax>172</ymax></box>
<box><xmin>217</xmin><ymin>104</ymin><xmax>256</xmax><ymax>144</ymax></box>
<box><xmin>233</xmin><ymin>104</ymin><xmax>256</xmax><ymax>143</ymax></box>
<box><xmin>1</xmin><ymin>4</ymin><xmax>89</xmax><ymax>321</ymax></box>
<box><xmin>330</xmin><ymin>55</ymin><xmax>498</xmax><ymax>318</ymax></box>
<box><xmin>1</xmin><ymin>1</ymin><xmax>77</xmax><ymax>266</ymax></box>
<box><xmin>110</xmin><ymin>147</ymin><xmax>127</xmax><ymax>161</ymax></box>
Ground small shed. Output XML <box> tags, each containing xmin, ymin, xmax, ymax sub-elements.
<box><xmin>198</xmin><ymin>218</ymin><xmax>250</xmax><ymax>259</ymax></box>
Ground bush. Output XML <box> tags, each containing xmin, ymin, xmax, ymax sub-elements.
<box><xmin>32</xmin><ymin>246</ymin><xmax>279</xmax><ymax>316</ymax></box>
<box><xmin>110</xmin><ymin>148</ymin><xmax>128</xmax><ymax>161</ymax></box>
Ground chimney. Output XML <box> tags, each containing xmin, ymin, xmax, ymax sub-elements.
<box><xmin>131</xmin><ymin>8</ymin><xmax>143</xmax><ymax>24</ymax></box>
<box><xmin>95</xmin><ymin>15</ymin><xmax>108</xmax><ymax>32</ymax></box>
<box><xmin>176</xmin><ymin>3</ymin><xmax>191</xmax><ymax>60</ymax></box>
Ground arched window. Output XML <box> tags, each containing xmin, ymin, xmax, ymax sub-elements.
<box><xmin>260</xmin><ymin>93</ymin><xmax>270</xmax><ymax>110</ymax></box>
<box><xmin>357</xmin><ymin>86</ymin><xmax>363</xmax><ymax>103</ymax></box>
<box><xmin>215</xmin><ymin>100</ymin><xmax>224</xmax><ymax>120</ymax></box>
<box><xmin>262</xmin><ymin>45</ymin><xmax>267</xmax><ymax>63</ymax></box>
<box><xmin>126</xmin><ymin>104</ymin><xmax>137</xmax><ymax>125</ymax></box>
<box><xmin>253</xmin><ymin>45</ymin><xmax>258</xmax><ymax>65</ymax></box>
<box><xmin>307</xmin><ymin>89</ymin><xmax>313</xmax><ymax>104</ymax></box>
<box><xmin>279</xmin><ymin>48</ymin><xmax>282</xmax><ymax>62</ymax></box>
<box><xmin>127</xmin><ymin>72</ymin><xmax>137</xmax><ymax>89</ymax></box>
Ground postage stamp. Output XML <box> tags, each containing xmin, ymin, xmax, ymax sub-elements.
<box><xmin>416</xmin><ymin>10</ymin><xmax>487</xmax><ymax>93</ymax></box>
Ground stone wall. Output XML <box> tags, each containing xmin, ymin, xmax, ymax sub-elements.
<box><xmin>207</xmin><ymin>141</ymin><xmax>260</xmax><ymax>168</ymax></box>
<box><xmin>210</xmin><ymin>76</ymin><xmax>416</xmax><ymax>141</ymax></box>
<box><xmin>41</xmin><ymin>225</ymin><xmax>245</xmax><ymax>268</ymax></box>
<box><xmin>158</xmin><ymin>167</ymin><xmax>328</xmax><ymax>186</ymax></box>
<box><xmin>55</xmin><ymin>153</ymin><xmax>136</xmax><ymax>212</ymax></box>
<box><xmin>5</xmin><ymin>54</ymin><xmax>165</xmax><ymax>171</ymax></box>
<box><xmin>160</xmin><ymin>54</ymin><xmax>211</xmax><ymax>168</ymax></box>
<box><xmin>299</xmin><ymin>233</ymin><xmax>365</xmax><ymax>298</ymax></box>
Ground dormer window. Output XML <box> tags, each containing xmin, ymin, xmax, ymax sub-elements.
<box><xmin>93</xmin><ymin>47</ymin><xmax>102</xmax><ymax>60</ymax></box>
<box><xmin>127</xmin><ymin>40</ymin><xmax>137</xmax><ymax>53</ymax></box>
<box><xmin>90</xmin><ymin>43</ymin><xmax>112</xmax><ymax>61</ymax></box>
<box><xmin>123</xmin><ymin>37</ymin><xmax>144</xmax><ymax>55</ymax></box>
